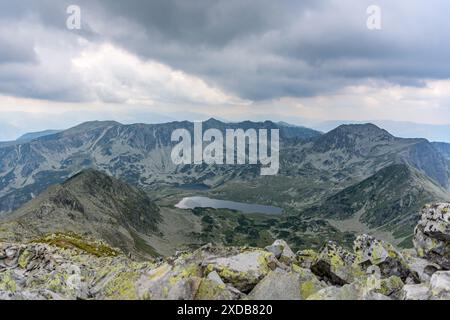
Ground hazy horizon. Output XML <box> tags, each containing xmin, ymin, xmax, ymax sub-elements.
<box><xmin>3</xmin><ymin>116</ymin><xmax>450</xmax><ymax>144</ymax></box>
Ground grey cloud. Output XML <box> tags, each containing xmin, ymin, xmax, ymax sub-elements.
<box><xmin>79</xmin><ymin>0</ymin><xmax>450</xmax><ymax>100</ymax></box>
<box><xmin>0</xmin><ymin>0</ymin><xmax>450</xmax><ymax>102</ymax></box>
<box><xmin>0</xmin><ymin>33</ymin><xmax>36</xmax><ymax>64</ymax></box>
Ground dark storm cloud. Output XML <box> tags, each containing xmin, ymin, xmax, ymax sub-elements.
<box><xmin>81</xmin><ymin>0</ymin><xmax>450</xmax><ymax>100</ymax></box>
<box><xmin>0</xmin><ymin>0</ymin><xmax>450</xmax><ymax>102</ymax></box>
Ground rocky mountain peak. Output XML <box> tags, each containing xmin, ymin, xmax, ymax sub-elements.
<box><xmin>312</xmin><ymin>123</ymin><xmax>396</xmax><ymax>154</ymax></box>
<box><xmin>334</xmin><ymin>123</ymin><xmax>392</xmax><ymax>135</ymax></box>
<box><xmin>329</xmin><ymin>123</ymin><xmax>394</xmax><ymax>142</ymax></box>
<box><xmin>3</xmin><ymin>170</ymin><xmax>161</xmax><ymax>258</ymax></box>
<box><xmin>64</xmin><ymin>169</ymin><xmax>117</xmax><ymax>190</ymax></box>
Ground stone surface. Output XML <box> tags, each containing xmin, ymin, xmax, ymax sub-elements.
<box><xmin>414</xmin><ymin>203</ymin><xmax>450</xmax><ymax>270</ymax></box>
<box><xmin>296</xmin><ymin>249</ymin><xmax>318</xmax><ymax>269</ymax></box>
<box><xmin>376</xmin><ymin>276</ymin><xmax>404</xmax><ymax>297</ymax></box>
<box><xmin>248</xmin><ymin>267</ymin><xmax>325</xmax><ymax>300</ymax></box>
<box><xmin>354</xmin><ymin>234</ymin><xmax>419</xmax><ymax>283</ymax></box>
<box><xmin>202</xmin><ymin>250</ymin><xmax>277</xmax><ymax>292</ymax></box>
<box><xmin>402</xmin><ymin>249</ymin><xmax>440</xmax><ymax>283</ymax></box>
<box><xmin>310</xmin><ymin>241</ymin><xmax>363</xmax><ymax>285</ymax></box>
<box><xmin>307</xmin><ymin>281</ymin><xmax>391</xmax><ymax>300</ymax></box>
<box><xmin>265</xmin><ymin>239</ymin><xmax>295</xmax><ymax>264</ymax></box>
<box><xmin>429</xmin><ymin>271</ymin><xmax>450</xmax><ymax>300</ymax></box>
<box><xmin>400</xmin><ymin>284</ymin><xmax>431</xmax><ymax>300</ymax></box>
<box><xmin>195</xmin><ymin>278</ymin><xmax>236</xmax><ymax>300</ymax></box>
<box><xmin>206</xmin><ymin>271</ymin><xmax>225</xmax><ymax>286</ymax></box>
<box><xmin>248</xmin><ymin>271</ymin><xmax>302</xmax><ymax>300</ymax></box>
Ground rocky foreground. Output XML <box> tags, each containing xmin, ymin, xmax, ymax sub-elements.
<box><xmin>0</xmin><ymin>203</ymin><xmax>449</xmax><ymax>300</ymax></box>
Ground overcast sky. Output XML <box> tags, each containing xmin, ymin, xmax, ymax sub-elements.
<box><xmin>1</xmin><ymin>0</ymin><xmax>450</xmax><ymax>140</ymax></box>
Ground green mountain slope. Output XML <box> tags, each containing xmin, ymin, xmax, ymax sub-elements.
<box><xmin>304</xmin><ymin>164</ymin><xmax>450</xmax><ymax>245</ymax></box>
<box><xmin>0</xmin><ymin>169</ymin><xmax>161</xmax><ymax>259</ymax></box>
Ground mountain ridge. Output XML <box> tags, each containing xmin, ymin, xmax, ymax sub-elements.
<box><xmin>1</xmin><ymin>169</ymin><xmax>162</xmax><ymax>259</ymax></box>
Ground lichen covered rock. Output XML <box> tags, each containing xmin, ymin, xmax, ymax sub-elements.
<box><xmin>429</xmin><ymin>271</ymin><xmax>450</xmax><ymax>300</ymax></box>
<box><xmin>402</xmin><ymin>249</ymin><xmax>440</xmax><ymax>283</ymax></box>
<box><xmin>310</xmin><ymin>241</ymin><xmax>363</xmax><ymax>285</ymax></box>
<box><xmin>296</xmin><ymin>249</ymin><xmax>318</xmax><ymax>269</ymax></box>
<box><xmin>0</xmin><ymin>242</ymin><xmax>90</xmax><ymax>299</ymax></box>
<box><xmin>400</xmin><ymin>284</ymin><xmax>431</xmax><ymax>300</ymax></box>
<box><xmin>195</xmin><ymin>278</ymin><xmax>236</xmax><ymax>300</ymax></box>
<box><xmin>354</xmin><ymin>234</ymin><xmax>419</xmax><ymax>283</ymax></box>
<box><xmin>248</xmin><ymin>267</ymin><xmax>325</xmax><ymax>300</ymax></box>
<box><xmin>265</xmin><ymin>239</ymin><xmax>295</xmax><ymax>264</ymax></box>
<box><xmin>307</xmin><ymin>281</ymin><xmax>391</xmax><ymax>300</ymax></box>
<box><xmin>376</xmin><ymin>276</ymin><xmax>404</xmax><ymax>297</ymax></box>
<box><xmin>203</xmin><ymin>249</ymin><xmax>277</xmax><ymax>292</ymax></box>
<box><xmin>414</xmin><ymin>203</ymin><xmax>450</xmax><ymax>270</ymax></box>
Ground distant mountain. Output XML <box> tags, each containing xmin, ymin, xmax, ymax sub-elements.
<box><xmin>313</xmin><ymin>120</ymin><xmax>450</xmax><ymax>143</ymax></box>
<box><xmin>311</xmin><ymin>123</ymin><xmax>394</xmax><ymax>153</ymax></box>
<box><xmin>281</xmin><ymin>123</ymin><xmax>450</xmax><ymax>190</ymax></box>
<box><xmin>0</xmin><ymin>129</ymin><xmax>62</xmax><ymax>148</ymax></box>
<box><xmin>0</xmin><ymin>169</ymin><xmax>161</xmax><ymax>258</ymax></box>
<box><xmin>16</xmin><ymin>130</ymin><xmax>61</xmax><ymax>142</ymax></box>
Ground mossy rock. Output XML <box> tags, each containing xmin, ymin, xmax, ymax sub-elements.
<box><xmin>0</xmin><ymin>270</ymin><xmax>17</xmax><ymax>292</ymax></box>
<box><xmin>33</xmin><ymin>233</ymin><xmax>120</xmax><ymax>257</ymax></box>
<box><xmin>195</xmin><ymin>279</ymin><xmax>234</xmax><ymax>300</ymax></box>
<box><xmin>204</xmin><ymin>250</ymin><xmax>277</xmax><ymax>292</ymax></box>
<box><xmin>102</xmin><ymin>271</ymin><xmax>140</xmax><ymax>300</ymax></box>
<box><xmin>310</xmin><ymin>241</ymin><xmax>363</xmax><ymax>285</ymax></box>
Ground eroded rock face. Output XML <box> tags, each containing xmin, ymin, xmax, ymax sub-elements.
<box><xmin>414</xmin><ymin>203</ymin><xmax>450</xmax><ymax>270</ymax></box>
<box><xmin>295</xmin><ymin>249</ymin><xmax>318</xmax><ymax>269</ymax></box>
<box><xmin>354</xmin><ymin>234</ymin><xmax>419</xmax><ymax>283</ymax></box>
<box><xmin>398</xmin><ymin>271</ymin><xmax>450</xmax><ymax>300</ymax></box>
<box><xmin>402</xmin><ymin>249</ymin><xmax>439</xmax><ymax>283</ymax></box>
<box><xmin>265</xmin><ymin>240</ymin><xmax>295</xmax><ymax>264</ymax></box>
<box><xmin>310</xmin><ymin>241</ymin><xmax>363</xmax><ymax>285</ymax></box>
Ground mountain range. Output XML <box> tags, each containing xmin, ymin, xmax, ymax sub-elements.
<box><xmin>0</xmin><ymin>119</ymin><xmax>449</xmax><ymax>256</ymax></box>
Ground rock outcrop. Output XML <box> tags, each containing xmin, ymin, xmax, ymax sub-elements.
<box><xmin>354</xmin><ymin>234</ymin><xmax>419</xmax><ymax>283</ymax></box>
<box><xmin>414</xmin><ymin>203</ymin><xmax>450</xmax><ymax>270</ymax></box>
<box><xmin>1</xmin><ymin>203</ymin><xmax>450</xmax><ymax>300</ymax></box>
<box><xmin>310</xmin><ymin>241</ymin><xmax>363</xmax><ymax>285</ymax></box>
